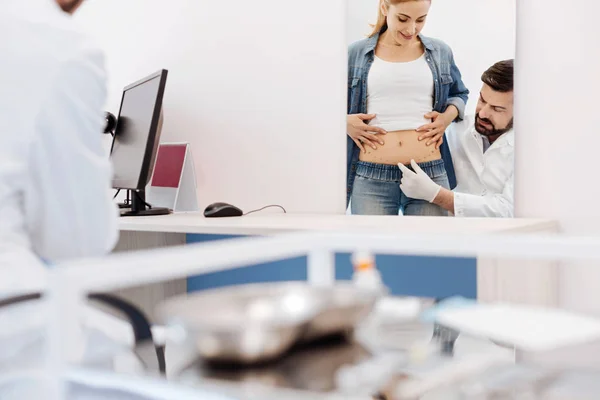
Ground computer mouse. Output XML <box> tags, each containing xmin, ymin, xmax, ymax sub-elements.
<box><xmin>203</xmin><ymin>202</ymin><xmax>244</xmax><ymax>218</ymax></box>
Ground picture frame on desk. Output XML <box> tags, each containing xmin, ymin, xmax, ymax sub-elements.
<box><xmin>145</xmin><ymin>142</ymin><xmax>199</xmax><ymax>213</ymax></box>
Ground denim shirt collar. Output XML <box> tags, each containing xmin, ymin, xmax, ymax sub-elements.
<box><xmin>362</xmin><ymin>30</ymin><xmax>436</xmax><ymax>55</ymax></box>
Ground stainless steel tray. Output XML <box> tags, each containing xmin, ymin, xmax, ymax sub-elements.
<box><xmin>171</xmin><ymin>300</ymin><xmax>438</xmax><ymax>398</ymax></box>
<box><xmin>156</xmin><ymin>281</ymin><xmax>383</xmax><ymax>364</ymax></box>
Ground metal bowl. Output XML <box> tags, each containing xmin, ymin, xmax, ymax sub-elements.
<box><xmin>156</xmin><ymin>282</ymin><xmax>326</xmax><ymax>364</ymax></box>
<box><xmin>301</xmin><ymin>282</ymin><xmax>383</xmax><ymax>342</ymax></box>
<box><xmin>156</xmin><ymin>281</ymin><xmax>385</xmax><ymax>365</ymax></box>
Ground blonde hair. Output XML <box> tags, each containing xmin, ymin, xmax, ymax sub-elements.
<box><xmin>368</xmin><ymin>0</ymin><xmax>430</xmax><ymax>38</ymax></box>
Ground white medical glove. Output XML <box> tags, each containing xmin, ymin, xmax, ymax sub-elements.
<box><xmin>397</xmin><ymin>160</ymin><xmax>442</xmax><ymax>203</ymax></box>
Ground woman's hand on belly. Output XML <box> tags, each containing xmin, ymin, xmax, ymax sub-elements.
<box><xmin>416</xmin><ymin>109</ymin><xmax>457</xmax><ymax>149</ymax></box>
<box><xmin>347</xmin><ymin>114</ymin><xmax>387</xmax><ymax>152</ymax></box>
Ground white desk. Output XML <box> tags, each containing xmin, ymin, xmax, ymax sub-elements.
<box><xmin>119</xmin><ymin>213</ymin><xmax>557</xmax><ymax>236</ymax></box>
<box><xmin>114</xmin><ymin>213</ymin><xmax>559</xmax><ymax>319</ymax></box>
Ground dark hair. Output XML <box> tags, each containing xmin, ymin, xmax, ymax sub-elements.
<box><xmin>481</xmin><ymin>59</ymin><xmax>514</xmax><ymax>92</ymax></box>
<box><xmin>57</xmin><ymin>0</ymin><xmax>83</xmax><ymax>13</ymax></box>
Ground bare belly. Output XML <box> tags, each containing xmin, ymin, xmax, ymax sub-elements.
<box><xmin>358</xmin><ymin>129</ymin><xmax>441</xmax><ymax>165</ymax></box>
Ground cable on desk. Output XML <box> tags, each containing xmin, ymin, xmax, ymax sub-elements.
<box><xmin>243</xmin><ymin>204</ymin><xmax>287</xmax><ymax>216</ymax></box>
<box><xmin>114</xmin><ymin>189</ymin><xmax>131</xmax><ymax>207</ymax></box>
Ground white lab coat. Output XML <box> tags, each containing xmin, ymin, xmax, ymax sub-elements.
<box><xmin>0</xmin><ymin>0</ymin><xmax>118</xmax><ymax>278</ymax></box>
<box><xmin>446</xmin><ymin>115</ymin><xmax>514</xmax><ymax>218</ymax></box>
<box><xmin>0</xmin><ymin>1</ymin><xmax>143</xmax><ymax>397</ymax></box>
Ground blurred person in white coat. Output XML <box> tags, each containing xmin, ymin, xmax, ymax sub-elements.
<box><xmin>0</xmin><ymin>1</ymin><xmax>234</xmax><ymax>399</ymax></box>
<box><xmin>0</xmin><ymin>0</ymin><xmax>138</xmax><ymax>392</ymax></box>
<box><xmin>397</xmin><ymin>60</ymin><xmax>514</xmax><ymax>218</ymax></box>
<box><xmin>0</xmin><ymin>0</ymin><xmax>117</xmax><ymax>286</ymax></box>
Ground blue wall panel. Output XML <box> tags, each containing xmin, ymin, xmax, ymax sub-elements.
<box><xmin>186</xmin><ymin>234</ymin><xmax>476</xmax><ymax>299</ymax></box>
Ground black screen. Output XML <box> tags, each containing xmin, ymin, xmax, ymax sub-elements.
<box><xmin>110</xmin><ymin>74</ymin><xmax>164</xmax><ymax>190</ymax></box>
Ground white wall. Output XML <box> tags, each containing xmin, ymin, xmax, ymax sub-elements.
<box><xmin>74</xmin><ymin>0</ymin><xmax>347</xmax><ymax>214</ymax></box>
<box><xmin>515</xmin><ymin>1</ymin><xmax>600</xmax><ymax>315</ymax></box>
<box><xmin>347</xmin><ymin>0</ymin><xmax>516</xmax><ymax>115</ymax></box>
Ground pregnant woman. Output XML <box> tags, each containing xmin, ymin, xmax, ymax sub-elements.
<box><xmin>347</xmin><ymin>0</ymin><xmax>469</xmax><ymax>216</ymax></box>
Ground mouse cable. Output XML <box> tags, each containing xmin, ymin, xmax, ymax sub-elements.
<box><xmin>243</xmin><ymin>205</ymin><xmax>287</xmax><ymax>216</ymax></box>
<box><xmin>113</xmin><ymin>189</ymin><xmax>131</xmax><ymax>206</ymax></box>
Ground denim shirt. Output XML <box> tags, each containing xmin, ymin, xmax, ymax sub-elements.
<box><xmin>347</xmin><ymin>31</ymin><xmax>469</xmax><ymax>204</ymax></box>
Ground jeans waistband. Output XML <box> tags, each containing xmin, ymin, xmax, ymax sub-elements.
<box><xmin>355</xmin><ymin>159</ymin><xmax>445</xmax><ymax>182</ymax></box>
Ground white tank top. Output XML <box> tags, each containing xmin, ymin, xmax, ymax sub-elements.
<box><xmin>366</xmin><ymin>54</ymin><xmax>434</xmax><ymax>132</ymax></box>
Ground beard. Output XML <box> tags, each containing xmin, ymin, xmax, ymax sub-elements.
<box><xmin>475</xmin><ymin>114</ymin><xmax>513</xmax><ymax>137</ymax></box>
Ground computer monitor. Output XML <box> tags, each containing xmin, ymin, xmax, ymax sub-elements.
<box><xmin>110</xmin><ymin>69</ymin><xmax>171</xmax><ymax>216</ymax></box>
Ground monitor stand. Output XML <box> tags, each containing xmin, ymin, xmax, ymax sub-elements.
<box><xmin>120</xmin><ymin>190</ymin><xmax>171</xmax><ymax>217</ymax></box>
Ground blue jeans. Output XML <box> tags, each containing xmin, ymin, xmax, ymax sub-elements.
<box><xmin>350</xmin><ymin>159</ymin><xmax>450</xmax><ymax>216</ymax></box>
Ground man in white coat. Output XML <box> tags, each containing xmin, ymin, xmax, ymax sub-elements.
<box><xmin>0</xmin><ymin>2</ymin><xmax>232</xmax><ymax>399</ymax></box>
<box><xmin>0</xmin><ymin>0</ymin><xmax>127</xmax><ymax>395</ymax></box>
<box><xmin>398</xmin><ymin>60</ymin><xmax>515</xmax><ymax>218</ymax></box>
<box><xmin>0</xmin><ymin>0</ymin><xmax>117</xmax><ymax>286</ymax></box>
